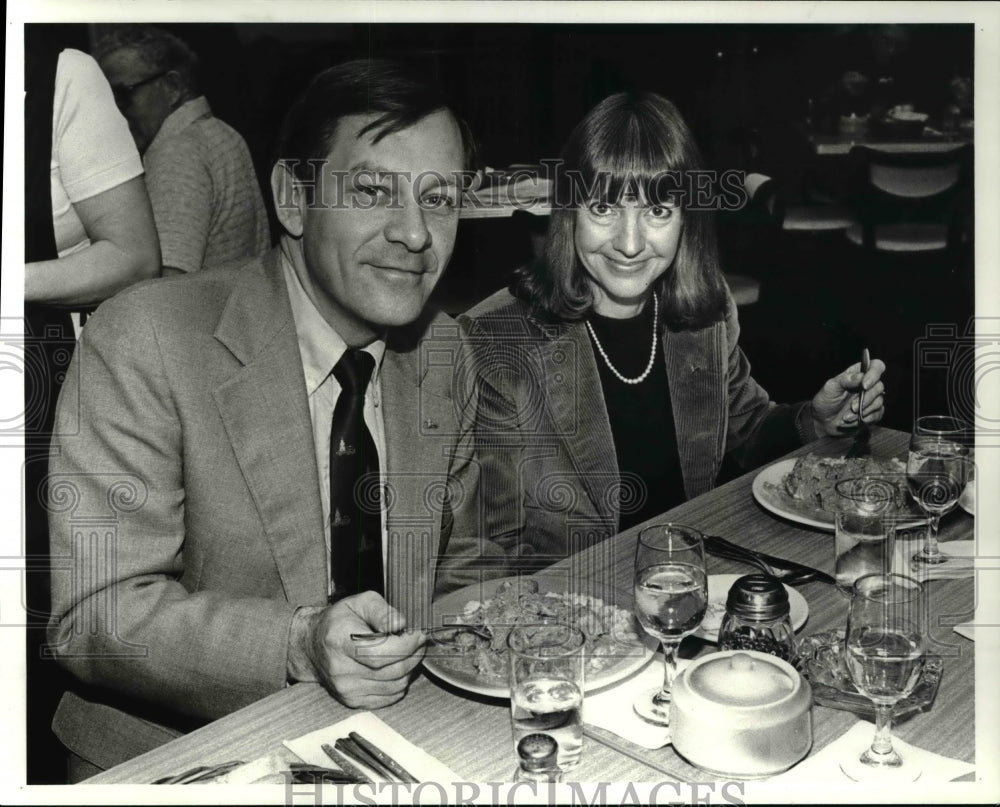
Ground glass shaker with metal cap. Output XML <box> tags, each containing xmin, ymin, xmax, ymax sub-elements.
<box><xmin>718</xmin><ymin>573</ymin><xmax>796</xmax><ymax>662</ymax></box>
<box><xmin>514</xmin><ymin>733</ymin><xmax>560</xmax><ymax>783</ymax></box>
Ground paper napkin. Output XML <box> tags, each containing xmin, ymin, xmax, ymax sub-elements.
<box><xmin>892</xmin><ymin>538</ymin><xmax>978</xmax><ymax>581</ymax></box>
<box><xmin>582</xmin><ymin>658</ymin><xmax>687</xmax><ymax>750</ymax></box>
<box><xmin>773</xmin><ymin>721</ymin><xmax>975</xmax><ymax>782</ymax></box>
<box><xmin>283</xmin><ymin>712</ymin><xmax>461</xmax><ymax>783</ymax></box>
<box><xmin>953</xmin><ymin>623</ymin><xmax>976</xmax><ymax>641</ymax></box>
<box><xmin>213</xmin><ymin>751</ymin><xmax>299</xmax><ymax>785</ymax></box>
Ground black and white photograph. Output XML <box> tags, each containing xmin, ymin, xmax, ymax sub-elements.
<box><xmin>3</xmin><ymin>1</ymin><xmax>998</xmax><ymax>803</ymax></box>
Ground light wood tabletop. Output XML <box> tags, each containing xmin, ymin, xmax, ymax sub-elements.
<box><xmin>86</xmin><ymin>427</ymin><xmax>976</xmax><ymax>785</ymax></box>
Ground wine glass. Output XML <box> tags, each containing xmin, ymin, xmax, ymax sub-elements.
<box><xmin>841</xmin><ymin>573</ymin><xmax>926</xmax><ymax>781</ymax></box>
<box><xmin>907</xmin><ymin>416</ymin><xmax>970</xmax><ymax>565</ymax></box>
<box><xmin>632</xmin><ymin>523</ymin><xmax>708</xmax><ymax>726</ymax></box>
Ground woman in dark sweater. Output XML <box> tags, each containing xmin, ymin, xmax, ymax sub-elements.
<box><xmin>462</xmin><ymin>90</ymin><xmax>885</xmax><ymax>570</ymax></box>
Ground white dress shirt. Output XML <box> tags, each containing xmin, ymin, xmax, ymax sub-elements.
<box><xmin>280</xmin><ymin>251</ymin><xmax>388</xmax><ymax>594</ymax></box>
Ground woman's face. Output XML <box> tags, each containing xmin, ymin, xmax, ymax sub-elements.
<box><xmin>574</xmin><ymin>195</ymin><xmax>683</xmax><ymax>318</ymax></box>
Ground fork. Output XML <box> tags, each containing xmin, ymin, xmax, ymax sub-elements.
<box><xmin>845</xmin><ymin>347</ymin><xmax>872</xmax><ymax>458</ymax></box>
<box><xmin>350</xmin><ymin>624</ymin><xmax>492</xmax><ymax>642</ymax></box>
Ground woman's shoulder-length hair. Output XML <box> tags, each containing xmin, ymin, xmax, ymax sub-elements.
<box><xmin>512</xmin><ymin>90</ymin><xmax>729</xmax><ymax>332</ymax></box>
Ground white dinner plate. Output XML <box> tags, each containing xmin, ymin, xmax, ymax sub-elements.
<box><xmin>752</xmin><ymin>458</ymin><xmax>926</xmax><ymax>532</ymax></box>
<box><xmin>696</xmin><ymin>573</ymin><xmax>809</xmax><ymax>643</ymax></box>
<box><xmin>424</xmin><ymin>574</ymin><xmax>657</xmax><ymax>699</ymax></box>
<box><xmin>752</xmin><ymin>459</ymin><xmax>833</xmax><ymax>530</ymax></box>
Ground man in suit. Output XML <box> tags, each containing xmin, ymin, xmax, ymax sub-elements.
<box><xmin>46</xmin><ymin>59</ymin><xmax>497</xmax><ymax>780</ymax></box>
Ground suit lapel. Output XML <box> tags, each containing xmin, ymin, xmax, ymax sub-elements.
<box><xmin>380</xmin><ymin>343</ymin><xmax>451</xmax><ymax>626</ymax></box>
<box><xmin>212</xmin><ymin>251</ymin><xmax>329</xmax><ymax>605</ymax></box>
<box><xmin>541</xmin><ymin>322</ymin><xmax>619</xmax><ymax>535</ymax></box>
<box><xmin>664</xmin><ymin>320</ymin><xmax>727</xmax><ymax>499</ymax></box>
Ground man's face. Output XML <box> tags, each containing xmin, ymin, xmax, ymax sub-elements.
<box><xmin>289</xmin><ymin>110</ymin><xmax>465</xmax><ymax>345</ymax></box>
<box><xmin>99</xmin><ymin>47</ymin><xmax>175</xmax><ymax>153</ymax></box>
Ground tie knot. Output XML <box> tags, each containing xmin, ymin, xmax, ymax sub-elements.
<box><xmin>333</xmin><ymin>349</ymin><xmax>375</xmax><ymax>395</ymax></box>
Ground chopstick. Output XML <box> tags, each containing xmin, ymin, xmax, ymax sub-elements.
<box><xmin>349</xmin><ymin>732</ymin><xmax>420</xmax><ymax>784</ymax></box>
<box><xmin>322</xmin><ymin>742</ymin><xmax>376</xmax><ymax>785</ymax></box>
<box><xmin>333</xmin><ymin>737</ymin><xmax>410</xmax><ymax>783</ymax></box>
<box><xmin>287</xmin><ymin>762</ymin><xmax>366</xmax><ymax>784</ymax></box>
<box><xmin>151</xmin><ymin>760</ymin><xmax>244</xmax><ymax>784</ymax></box>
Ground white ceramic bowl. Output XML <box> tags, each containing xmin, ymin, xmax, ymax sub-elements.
<box><xmin>669</xmin><ymin>650</ymin><xmax>813</xmax><ymax>779</ymax></box>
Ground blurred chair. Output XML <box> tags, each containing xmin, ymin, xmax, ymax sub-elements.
<box><xmin>782</xmin><ymin>202</ymin><xmax>857</xmax><ymax>233</ymax></box>
<box><xmin>718</xmin><ymin>172</ymin><xmax>785</xmax><ymax>307</ymax></box>
<box><xmin>844</xmin><ymin>144</ymin><xmax>973</xmax><ymax>252</ymax></box>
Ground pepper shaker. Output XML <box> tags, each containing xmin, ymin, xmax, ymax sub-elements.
<box><xmin>719</xmin><ymin>574</ymin><xmax>797</xmax><ymax>662</ymax></box>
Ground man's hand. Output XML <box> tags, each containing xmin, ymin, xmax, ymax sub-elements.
<box><xmin>810</xmin><ymin>358</ymin><xmax>887</xmax><ymax>437</ymax></box>
<box><xmin>287</xmin><ymin>591</ymin><xmax>426</xmax><ymax>709</ymax></box>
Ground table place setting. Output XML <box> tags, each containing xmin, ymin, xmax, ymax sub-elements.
<box><xmin>771</xmin><ymin>721</ymin><xmax>975</xmax><ymax>783</ymax></box>
<box><xmin>582</xmin><ymin>657</ymin><xmax>685</xmax><ymax>749</ymax></box>
<box><xmin>81</xmin><ymin>427</ymin><xmax>975</xmax><ymax>788</ymax></box>
<box><xmin>892</xmin><ymin>536</ymin><xmax>978</xmax><ymax>581</ymax></box>
<box><xmin>185</xmin><ymin>712</ymin><xmax>461</xmax><ymax>785</ymax></box>
<box><xmin>283</xmin><ymin>712</ymin><xmax>462</xmax><ymax>784</ymax></box>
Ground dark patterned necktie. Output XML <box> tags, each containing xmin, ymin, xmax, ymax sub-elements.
<box><xmin>328</xmin><ymin>349</ymin><xmax>383</xmax><ymax>601</ymax></box>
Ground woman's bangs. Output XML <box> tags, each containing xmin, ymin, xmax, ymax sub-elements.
<box><xmin>582</xmin><ymin>119</ymin><xmax>686</xmax><ymax>207</ymax></box>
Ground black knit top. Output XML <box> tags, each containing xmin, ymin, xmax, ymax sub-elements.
<box><xmin>585</xmin><ymin>303</ymin><xmax>686</xmax><ymax>532</ymax></box>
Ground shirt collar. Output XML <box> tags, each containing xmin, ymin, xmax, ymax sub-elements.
<box><xmin>279</xmin><ymin>239</ymin><xmax>385</xmax><ymax>394</ymax></box>
<box><xmin>149</xmin><ymin>96</ymin><xmax>212</xmax><ymax>150</ymax></box>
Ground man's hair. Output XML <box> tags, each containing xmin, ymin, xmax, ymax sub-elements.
<box><xmin>274</xmin><ymin>58</ymin><xmax>477</xmax><ymax>180</ymax></box>
<box><xmin>93</xmin><ymin>25</ymin><xmax>199</xmax><ymax>96</ymax></box>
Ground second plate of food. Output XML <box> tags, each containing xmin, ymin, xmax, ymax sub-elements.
<box><xmin>752</xmin><ymin>455</ymin><xmax>924</xmax><ymax>531</ymax></box>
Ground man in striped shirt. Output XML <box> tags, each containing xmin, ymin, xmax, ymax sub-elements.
<box><xmin>95</xmin><ymin>25</ymin><xmax>271</xmax><ymax>274</ymax></box>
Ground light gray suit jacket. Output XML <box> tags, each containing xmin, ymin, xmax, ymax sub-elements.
<box><xmin>47</xmin><ymin>249</ymin><xmax>500</xmax><ymax>771</ymax></box>
<box><xmin>461</xmin><ymin>288</ymin><xmax>814</xmax><ymax>568</ymax></box>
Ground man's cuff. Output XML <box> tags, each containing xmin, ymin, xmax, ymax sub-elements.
<box><xmin>286</xmin><ymin>605</ymin><xmax>324</xmax><ymax>684</ymax></box>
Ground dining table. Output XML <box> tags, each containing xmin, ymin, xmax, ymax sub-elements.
<box><xmin>85</xmin><ymin>427</ymin><xmax>977</xmax><ymax>786</ymax></box>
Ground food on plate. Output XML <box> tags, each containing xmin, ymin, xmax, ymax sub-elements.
<box><xmin>781</xmin><ymin>454</ymin><xmax>907</xmax><ymax>512</ymax></box>
<box><xmin>700</xmin><ymin>599</ymin><xmax>728</xmax><ymax>635</ymax></box>
<box><xmin>430</xmin><ymin>578</ymin><xmax>643</xmax><ymax>684</ymax></box>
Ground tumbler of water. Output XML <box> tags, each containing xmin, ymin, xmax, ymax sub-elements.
<box><xmin>507</xmin><ymin>620</ymin><xmax>586</xmax><ymax>782</ymax></box>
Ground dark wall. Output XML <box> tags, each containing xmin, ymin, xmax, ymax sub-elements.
<box><xmin>85</xmin><ymin>22</ymin><xmax>973</xmax><ymax>183</ymax></box>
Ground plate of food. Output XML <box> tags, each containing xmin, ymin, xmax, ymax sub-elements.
<box><xmin>425</xmin><ymin>575</ymin><xmax>656</xmax><ymax>698</ymax></box>
<box><xmin>752</xmin><ymin>454</ymin><xmax>924</xmax><ymax>531</ymax></box>
<box><xmin>696</xmin><ymin>574</ymin><xmax>809</xmax><ymax>643</ymax></box>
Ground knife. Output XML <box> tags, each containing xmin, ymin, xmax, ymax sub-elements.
<box><xmin>704</xmin><ymin>535</ymin><xmax>836</xmax><ymax>586</ymax></box>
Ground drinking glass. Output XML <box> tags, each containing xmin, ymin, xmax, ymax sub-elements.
<box><xmin>834</xmin><ymin>475</ymin><xmax>898</xmax><ymax>597</ymax></box>
<box><xmin>632</xmin><ymin>523</ymin><xmax>708</xmax><ymax>726</ymax></box>
<box><xmin>907</xmin><ymin>416</ymin><xmax>970</xmax><ymax>564</ymax></box>
<box><xmin>507</xmin><ymin>620</ymin><xmax>586</xmax><ymax>782</ymax></box>
<box><xmin>841</xmin><ymin>573</ymin><xmax>926</xmax><ymax>781</ymax></box>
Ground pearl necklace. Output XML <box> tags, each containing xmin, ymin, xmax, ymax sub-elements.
<box><xmin>585</xmin><ymin>296</ymin><xmax>659</xmax><ymax>385</ymax></box>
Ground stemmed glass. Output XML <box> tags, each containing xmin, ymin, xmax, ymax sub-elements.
<box><xmin>906</xmin><ymin>416</ymin><xmax>970</xmax><ymax>564</ymax></box>
<box><xmin>841</xmin><ymin>573</ymin><xmax>926</xmax><ymax>781</ymax></box>
<box><xmin>632</xmin><ymin>524</ymin><xmax>708</xmax><ymax>726</ymax></box>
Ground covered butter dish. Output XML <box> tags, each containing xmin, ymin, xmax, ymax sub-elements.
<box><xmin>669</xmin><ymin>649</ymin><xmax>813</xmax><ymax>778</ymax></box>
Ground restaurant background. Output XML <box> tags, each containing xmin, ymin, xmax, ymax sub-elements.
<box><xmin>77</xmin><ymin>20</ymin><xmax>975</xmax><ymax>433</ymax></box>
<box><xmin>41</xmin><ymin>20</ymin><xmax>975</xmax><ymax>434</ymax></box>
<box><xmin>18</xmin><ymin>19</ymin><xmax>979</xmax><ymax>786</ymax></box>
